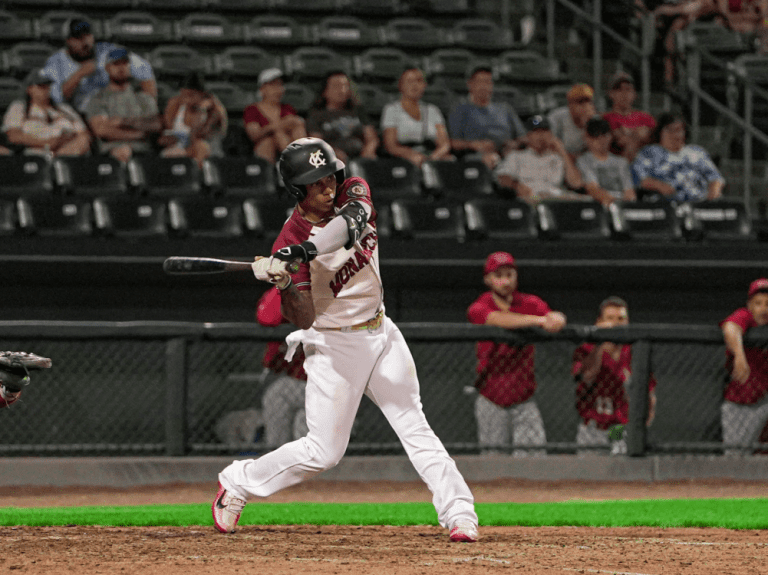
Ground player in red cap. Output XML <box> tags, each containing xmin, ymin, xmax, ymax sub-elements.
<box><xmin>720</xmin><ymin>278</ymin><xmax>768</xmax><ymax>455</ymax></box>
<box><xmin>466</xmin><ymin>252</ymin><xmax>566</xmax><ymax>455</ymax></box>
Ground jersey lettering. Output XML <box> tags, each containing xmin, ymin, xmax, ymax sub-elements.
<box><xmin>329</xmin><ymin>231</ymin><xmax>378</xmax><ymax>297</ymax></box>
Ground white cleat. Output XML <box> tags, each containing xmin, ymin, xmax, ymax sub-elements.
<box><xmin>449</xmin><ymin>520</ymin><xmax>479</xmax><ymax>543</ymax></box>
<box><xmin>212</xmin><ymin>482</ymin><xmax>246</xmax><ymax>533</ymax></box>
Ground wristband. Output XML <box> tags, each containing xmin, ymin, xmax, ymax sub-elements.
<box><xmin>276</xmin><ymin>276</ymin><xmax>292</xmax><ymax>291</ymax></box>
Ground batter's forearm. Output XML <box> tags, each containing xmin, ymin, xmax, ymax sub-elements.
<box><xmin>280</xmin><ymin>286</ymin><xmax>315</xmax><ymax>330</ymax></box>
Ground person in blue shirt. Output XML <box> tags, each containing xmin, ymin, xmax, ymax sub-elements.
<box><xmin>42</xmin><ymin>18</ymin><xmax>156</xmax><ymax>114</ymax></box>
<box><xmin>448</xmin><ymin>64</ymin><xmax>525</xmax><ymax>170</ymax></box>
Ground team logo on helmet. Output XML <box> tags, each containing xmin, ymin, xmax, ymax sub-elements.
<box><xmin>309</xmin><ymin>149</ymin><xmax>326</xmax><ymax>168</ymax></box>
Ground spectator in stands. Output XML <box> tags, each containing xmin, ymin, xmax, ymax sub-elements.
<box><xmin>572</xmin><ymin>297</ymin><xmax>657</xmax><ymax>455</ymax></box>
<box><xmin>577</xmin><ymin>117</ymin><xmax>636</xmax><ymax>205</ymax></box>
<box><xmin>381</xmin><ymin>66</ymin><xmax>453</xmax><ymax>167</ymax></box>
<box><xmin>715</xmin><ymin>0</ymin><xmax>767</xmax><ymax>33</ymax></box>
<box><xmin>43</xmin><ymin>18</ymin><xmax>157</xmax><ymax>114</ymax></box>
<box><xmin>631</xmin><ymin>112</ymin><xmax>724</xmax><ymax>202</ymax></box>
<box><xmin>160</xmin><ymin>72</ymin><xmax>228</xmax><ymax>167</ymax></box>
<box><xmin>243</xmin><ymin>68</ymin><xmax>306</xmax><ymax>164</ymax></box>
<box><xmin>467</xmin><ymin>251</ymin><xmax>567</xmax><ymax>456</ymax></box>
<box><xmin>603</xmin><ymin>72</ymin><xmax>656</xmax><ymax>162</ymax></box>
<box><xmin>495</xmin><ymin>115</ymin><xmax>585</xmax><ymax>203</ymax></box>
<box><xmin>547</xmin><ymin>83</ymin><xmax>596</xmax><ymax>159</ymax></box>
<box><xmin>306</xmin><ymin>71</ymin><xmax>379</xmax><ymax>163</ymax></box>
<box><xmin>1</xmin><ymin>68</ymin><xmax>90</xmax><ymax>157</ymax></box>
<box><xmin>720</xmin><ymin>278</ymin><xmax>768</xmax><ymax>456</ymax></box>
<box><xmin>85</xmin><ymin>47</ymin><xmax>163</xmax><ymax>163</ymax></box>
<box><xmin>256</xmin><ymin>287</ymin><xmax>308</xmax><ymax>449</ymax></box>
<box><xmin>448</xmin><ymin>63</ymin><xmax>526</xmax><ymax>170</ymax></box>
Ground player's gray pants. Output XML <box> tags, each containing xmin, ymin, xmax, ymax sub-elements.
<box><xmin>721</xmin><ymin>396</ymin><xmax>768</xmax><ymax>456</ymax></box>
<box><xmin>220</xmin><ymin>316</ymin><xmax>477</xmax><ymax>529</ymax></box>
<box><xmin>575</xmin><ymin>420</ymin><xmax>627</xmax><ymax>456</ymax></box>
<box><xmin>262</xmin><ymin>374</ymin><xmax>307</xmax><ymax>449</ymax></box>
<box><xmin>474</xmin><ymin>394</ymin><xmax>546</xmax><ymax>456</ymax></box>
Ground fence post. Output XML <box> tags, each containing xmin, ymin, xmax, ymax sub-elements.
<box><xmin>165</xmin><ymin>337</ymin><xmax>188</xmax><ymax>456</ymax></box>
<box><xmin>627</xmin><ymin>339</ymin><xmax>650</xmax><ymax>456</ymax></box>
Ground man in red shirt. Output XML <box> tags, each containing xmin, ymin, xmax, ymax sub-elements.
<box><xmin>720</xmin><ymin>278</ymin><xmax>768</xmax><ymax>455</ymax></box>
<box><xmin>466</xmin><ymin>252</ymin><xmax>566</xmax><ymax>455</ymax></box>
<box><xmin>572</xmin><ymin>297</ymin><xmax>657</xmax><ymax>455</ymax></box>
<box><xmin>602</xmin><ymin>72</ymin><xmax>656</xmax><ymax>162</ymax></box>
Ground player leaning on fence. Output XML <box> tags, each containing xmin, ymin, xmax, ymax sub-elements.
<box><xmin>212</xmin><ymin>137</ymin><xmax>479</xmax><ymax>543</ymax></box>
<box><xmin>720</xmin><ymin>278</ymin><xmax>768</xmax><ymax>455</ymax></box>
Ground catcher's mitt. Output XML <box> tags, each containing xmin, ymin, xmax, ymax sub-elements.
<box><xmin>0</xmin><ymin>351</ymin><xmax>52</xmax><ymax>393</ymax></box>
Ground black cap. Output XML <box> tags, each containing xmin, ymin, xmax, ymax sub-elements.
<box><xmin>106</xmin><ymin>47</ymin><xmax>129</xmax><ymax>64</ymax></box>
<box><xmin>525</xmin><ymin>115</ymin><xmax>550</xmax><ymax>132</ymax></box>
<box><xmin>585</xmin><ymin>117</ymin><xmax>611</xmax><ymax>137</ymax></box>
<box><xmin>65</xmin><ymin>18</ymin><xmax>91</xmax><ymax>39</ymax></box>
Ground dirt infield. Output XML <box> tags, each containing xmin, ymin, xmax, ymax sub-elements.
<box><xmin>1</xmin><ymin>479</ymin><xmax>767</xmax><ymax>574</ymax></box>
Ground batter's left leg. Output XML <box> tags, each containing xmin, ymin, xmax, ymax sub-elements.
<box><xmin>365</xmin><ymin>318</ymin><xmax>477</xmax><ymax>530</ymax></box>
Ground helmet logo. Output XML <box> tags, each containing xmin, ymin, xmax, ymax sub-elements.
<box><xmin>309</xmin><ymin>150</ymin><xmax>326</xmax><ymax>168</ymax></box>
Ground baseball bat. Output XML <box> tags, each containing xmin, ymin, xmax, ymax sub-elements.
<box><xmin>163</xmin><ymin>257</ymin><xmax>299</xmax><ymax>275</ymax></box>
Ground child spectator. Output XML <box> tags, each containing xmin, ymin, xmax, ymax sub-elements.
<box><xmin>577</xmin><ymin>117</ymin><xmax>636</xmax><ymax>205</ymax></box>
<box><xmin>467</xmin><ymin>251</ymin><xmax>567</xmax><ymax>456</ymax></box>
<box><xmin>603</xmin><ymin>72</ymin><xmax>656</xmax><ymax>162</ymax></box>
<box><xmin>720</xmin><ymin>278</ymin><xmax>768</xmax><ymax>455</ymax></box>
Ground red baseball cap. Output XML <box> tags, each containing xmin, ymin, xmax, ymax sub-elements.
<box><xmin>748</xmin><ymin>278</ymin><xmax>768</xmax><ymax>299</ymax></box>
<box><xmin>483</xmin><ymin>251</ymin><xmax>516</xmax><ymax>275</ymax></box>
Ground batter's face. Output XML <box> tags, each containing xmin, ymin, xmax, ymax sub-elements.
<box><xmin>748</xmin><ymin>293</ymin><xmax>768</xmax><ymax>326</ymax></box>
<box><xmin>301</xmin><ymin>173</ymin><xmax>336</xmax><ymax>219</ymax></box>
<box><xmin>597</xmin><ymin>305</ymin><xmax>629</xmax><ymax>329</ymax></box>
<box><xmin>484</xmin><ymin>265</ymin><xmax>517</xmax><ymax>297</ymax></box>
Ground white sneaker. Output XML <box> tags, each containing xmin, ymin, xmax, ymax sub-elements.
<box><xmin>212</xmin><ymin>482</ymin><xmax>246</xmax><ymax>533</ymax></box>
<box><xmin>449</xmin><ymin>520</ymin><xmax>479</xmax><ymax>542</ymax></box>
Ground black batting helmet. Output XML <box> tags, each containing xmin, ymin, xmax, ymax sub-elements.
<box><xmin>278</xmin><ymin>137</ymin><xmax>346</xmax><ymax>201</ymax></box>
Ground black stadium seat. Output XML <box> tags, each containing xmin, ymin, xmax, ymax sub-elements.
<box><xmin>129</xmin><ymin>156</ymin><xmax>202</xmax><ymax>199</ymax></box>
<box><xmin>53</xmin><ymin>156</ymin><xmax>129</xmax><ymax>198</ymax></box>
<box><xmin>203</xmin><ymin>156</ymin><xmax>276</xmax><ymax>198</ymax></box>
<box><xmin>687</xmin><ymin>199</ymin><xmax>754</xmax><ymax>241</ymax></box>
<box><xmin>16</xmin><ymin>195</ymin><xmax>93</xmax><ymax>236</ymax></box>
<box><xmin>93</xmin><ymin>196</ymin><xmax>167</xmax><ymax>238</ymax></box>
<box><xmin>312</xmin><ymin>16</ymin><xmax>377</xmax><ymax>50</ymax></box>
<box><xmin>609</xmin><ymin>201</ymin><xmax>683</xmax><ymax>241</ymax></box>
<box><xmin>243</xmin><ymin>197</ymin><xmax>295</xmax><ymax>240</ymax></box>
<box><xmin>421</xmin><ymin>159</ymin><xmax>494</xmax><ymax>200</ymax></box>
<box><xmin>175</xmin><ymin>13</ymin><xmax>245</xmax><ymax>46</ymax></box>
<box><xmin>347</xmin><ymin>157</ymin><xmax>422</xmax><ymax>203</ymax></box>
<box><xmin>390</xmin><ymin>198</ymin><xmax>466</xmax><ymax>241</ymax></box>
<box><xmin>464</xmin><ymin>197</ymin><xmax>538</xmax><ymax>240</ymax></box>
<box><xmin>0</xmin><ymin>199</ymin><xmax>16</xmax><ymax>235</ymax></box>
<box><xmin>104</xmin><ymin>11</ymin><xmax>174</xmax><ymax>45</ymax></box>
<box><xmin>168</xmin><ymin>196</ymin><xmax>245</xmax><ymax>238</ymax></box>
<box><xmin>0</xmin><ymin>156</ymin><xmax>54</xmax><ymax>199</ymax></box>
<box><xmin>536</xmin><ymin>199</ymin><xmax>611</xmax><ymax>241</ymax></box>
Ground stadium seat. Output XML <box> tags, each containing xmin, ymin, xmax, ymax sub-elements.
<box><xmin>69</xmin><ymin>0</ymin><xmax>134</xmax><ymax>9</ymax></box>
<box><xmin>494</xmin><ymin>50</ymin><xmax>568</xmax><ymax>91</ymax></box>
<box><xmin>0</xmin><ymin>155</ymin><xmax>54</xmax><ymax>199</ymax></box>
<box><xmin>134</xmin><ymin>0</ymin><xmax>206</xmax><ymax>10</ymax></box>
<box><xmin>353</xmin><ymin>47</ymin><xmax>414</xmax><ymax>84</ymax></box>
<box><xmin>536</xmin><ymin>199</ymin><xmax>611</xmax><ymax>241</ymax></box>
<box><xmin>422</xmin><ymin>0</ymin><xmax>470</xmax><ymax>14</ymax></box>
<box><xmin>389</xmin><ymin>198</ymin><xmax>465</xmax><ymax>241</ymax></box>
<box><xmin>493</xmin><ymin>85</ymin><xmax>539</xmax><ymax>117</ymax></box>
<box><xmin>450</xmin><ymin>18</ymin><xmax>514</xmax><ymax>52</ymax></box>
<box><xmin>311</xmin><ymin>16</ymin><xmax>377</xmax><ymax>50</ymax></box>
<box><xmin>272</xmin><ymin>0</ymin><xmax>340</xmax><ymax>12</ymax></box>
<box><xmin>212</xmin><ymin>46</ymin><xmax>280</xmax><ymax>82</ymax></box>
<box><xmin>245</xmin><ymin>15</ymin><xmax>310</xmax><ymax>47</ymax></box>
<box><xmin>93</xmin><ymin>196</ymin><xmax>167</xmax><ymax>238</ymax></box>
<box><xmin>347</xmin><ymin>157</ymin><xmax>422</xmax><ymax>203</ymax></box>
<box><xmin>155</xmin><ymin>80</ymin><xmax>175</xmax><ymax>111</ymax></box>
<box><xmin>284</xmin><ymin>47</ymin><xmax>349</xmax><ymax>81</ymax></box>
<box><xmin>16</xmin><ymin>195</ymin><xmax>93</xmax><ymax>237</ymax></box>
<box><xmin>53</xmin><ymin>156</ymin><xmax>129</xmax><ymax>198</ymax></box>
<box><xmin>243</xmin><ymin>197</ymin><xmax>296</xmax><ymax>240</ymax></box>
<box><xmin>207</xmin><ymin>0</ymin><xmax>271</xmax><ymax>11</ymax></box>
<box><xmin>167</xmin><ymin>195</ymin><xmax>245</xmax><ymax>238</ymax></box>
<box><xmin>380</xmin><ymin>18</ymin><xmax>446</xmax><ymax>50</ymax></box>
<box><xmin>204</xmin><ymin>81</ymin><xmax>251</xmax><ymax>116</ymax></box>
<box><xmin>0</xmin><ymin>76</ymin><xmax>23</xmax><ymax>113</ymax></box>
<box><xmin>687</xmin><ymin>199</ymin><xmax>754</xmax><ymax>241</ymax></box>
<box><xmin>203</xmin><ymin>156</ymin><xmax>276</xmax><ymax>197</ymax></box>
<box><xmin>421</xmin><ymin>159</ymin><xmax>494</xmax><ymax>200</ymax></box>
<box><xmin>423</xmin><ymin>48</ymin><xmax>478</xmax><ymax>92</ymax></box>
<box><xmin>36</xmin><ymin>11</ymin><xmax>103</xmax><ymax>43</ymax></box>
<box><xmin>609</xmin><ymin>201</ymin><xmax>683</xmax><ymax>241</ymax></box>
<box><xmin>0</xmin><ymin>10</ymin><xmax>36</xmax><ymax>43</ymax></box>
<box><xmin>2</xmin><ymin>42</ymin><xmax>57</xmax><ymax>78</ymax></box>
<box><xmin>104</xmin><ymin>11</ymin><xmax>174</xmax><ymax>45</ymax></box>
<box><xmin>128</xmin><ymin>156</ymin><xmax>202</xmax><ymax>198</ymax></box>
<box><xmin>175</xmin><ymin>13</ymin><xmax>245</xmax><ymax>45</ymax></box>
<box><xmin>347</xmin><ymin>0</ymin><xmax>405</xmax><ymax>15</ymax></box>
<box><xmin>0</xmin><ymin>199</ymin><xmax>16</xmax><ymax>235</ymax></box>
<box><xmin>464</xmin><ymin>197</ymin><xmax>538</xmax><ymax>240</ymax></box>
<box><xmin>281</xmin><ymin>82</ymin><xmax>314</xmax><ymax>115</ymax></box>
<box><xmin>421</xmin><ymin>83</ymin><xmax>457</xmax><ymax>118</ymax></box>
<box><xmin>355</xmin><ymin>82</ymin><xmax>396</xmax><ymax>123</ymax></box>
<box><xmin>147</xmin><ymin>45</ymin><xmax>211</xmax><ymax>79</ymax></box>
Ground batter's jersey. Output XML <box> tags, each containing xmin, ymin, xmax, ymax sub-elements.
<box><xmin>272</xmin><ymin>176</ymin><xmax>383</xmax><ymax>329</ymax></box>
<box><xmin>572</xmin><ymin>343</ymin><xmax>658</xmax><ymax>429</ymax></box>
<box><xmin>256</xmin><ymin>287</ymin><xmax>307</xmax><ymax>380</ymax></box>
<box><xmin>720</xmin><ymin>307</ymin><xmax>768</xmax><ymax>404</ymax></box>
<box><xmin>466</xmin><ymin>291</ymin><xmax>550</xmax><ymax>407</ymax></box>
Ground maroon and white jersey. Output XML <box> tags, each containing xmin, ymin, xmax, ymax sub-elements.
<box><xmin>272</xmin><ymin>176</ymin><xmax>384</xmax><ymax>329</ymax></box>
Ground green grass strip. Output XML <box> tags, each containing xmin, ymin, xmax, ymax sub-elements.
<box><xmin>2</xmin><ymin>498</ymin><xmax>767</xmax><ymax>529</ymax></box>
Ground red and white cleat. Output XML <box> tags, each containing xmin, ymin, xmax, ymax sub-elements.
<box><xmin>212</xmin><ymin>482</ymin><xmax>246</xmax><ymax>533</ymax></box>
<box><xmin>449</xmin><ymin>520</ymin><xmax>479</xmax><ymax>543</ymax></box>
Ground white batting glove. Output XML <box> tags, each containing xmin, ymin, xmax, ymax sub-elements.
<box><xmin>251</xmin><ymin>256</ymin><xmax>286</xmax><ymax>281</ymax></box>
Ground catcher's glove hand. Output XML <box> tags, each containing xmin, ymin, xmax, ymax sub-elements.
<box><xmin>0</xmin><ymin>351</ymin><xmax>52</xmax><ymax>394</ymax></box>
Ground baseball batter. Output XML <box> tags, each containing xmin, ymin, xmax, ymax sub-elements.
<box><xmin>0</xmin><ymin>351</ymin><xmax>52</xmax><ymax>408</ymax></box>
<box><xmin>213</xmin><ymin>137</ymin><xmax>479</xmax><ymax>542</ymax></box>
<box><xmin>720</xmin><ymin>278</ymin><xmax>768</xmax><ymax>455</ymax></box>
<box><xmin>572</xmin><ymin>297</ymin><xmax>657</xmax><ymax>455</ymax></box>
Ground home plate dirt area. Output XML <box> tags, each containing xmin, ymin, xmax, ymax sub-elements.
<box><xmin>1</xmin><ymin>479</ymin><xmax>766</xmax><ymax>575</ymax></box>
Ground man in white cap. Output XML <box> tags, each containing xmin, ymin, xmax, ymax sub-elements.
<box><xmin>243</xmin><ymin>67</ymin><xmax>306</xmax><ymax>163</ymax></box>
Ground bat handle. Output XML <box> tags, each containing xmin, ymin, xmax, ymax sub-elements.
<box><xmin>287</xmin><ymin>260</ymin><xmax>300</xmax><ymax>274</ymax></box>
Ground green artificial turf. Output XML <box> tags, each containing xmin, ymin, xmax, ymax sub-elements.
<box><xmin>2</xmin><ymin>498</ymin><xmax>767</xmax><ymax>529</ymax></box>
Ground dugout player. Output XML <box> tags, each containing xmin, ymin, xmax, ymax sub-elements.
<box><xmin>212</xmin><ymin>137</ymin><xmax>479</xmax><ymax>543</ymax></box>
<box><xmin>720</xmin><ymin>278</ymin><xmax>768</xmax><ymax>455</ymax></box>
<box><xmin>572</xmin><ymin>297</ymin><xmax>657</xmax><ymax>455</ymax></box>
<box><xmin>467</xmin><ymin>252</ymin><xmax>566</xmax><ymax>456</ymax></box>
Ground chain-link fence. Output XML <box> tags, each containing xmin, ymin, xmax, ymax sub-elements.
<box><xmin>1</xmin><ymin>322</ymin><xmax>767</xmax><ymax>457</ymax></box>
